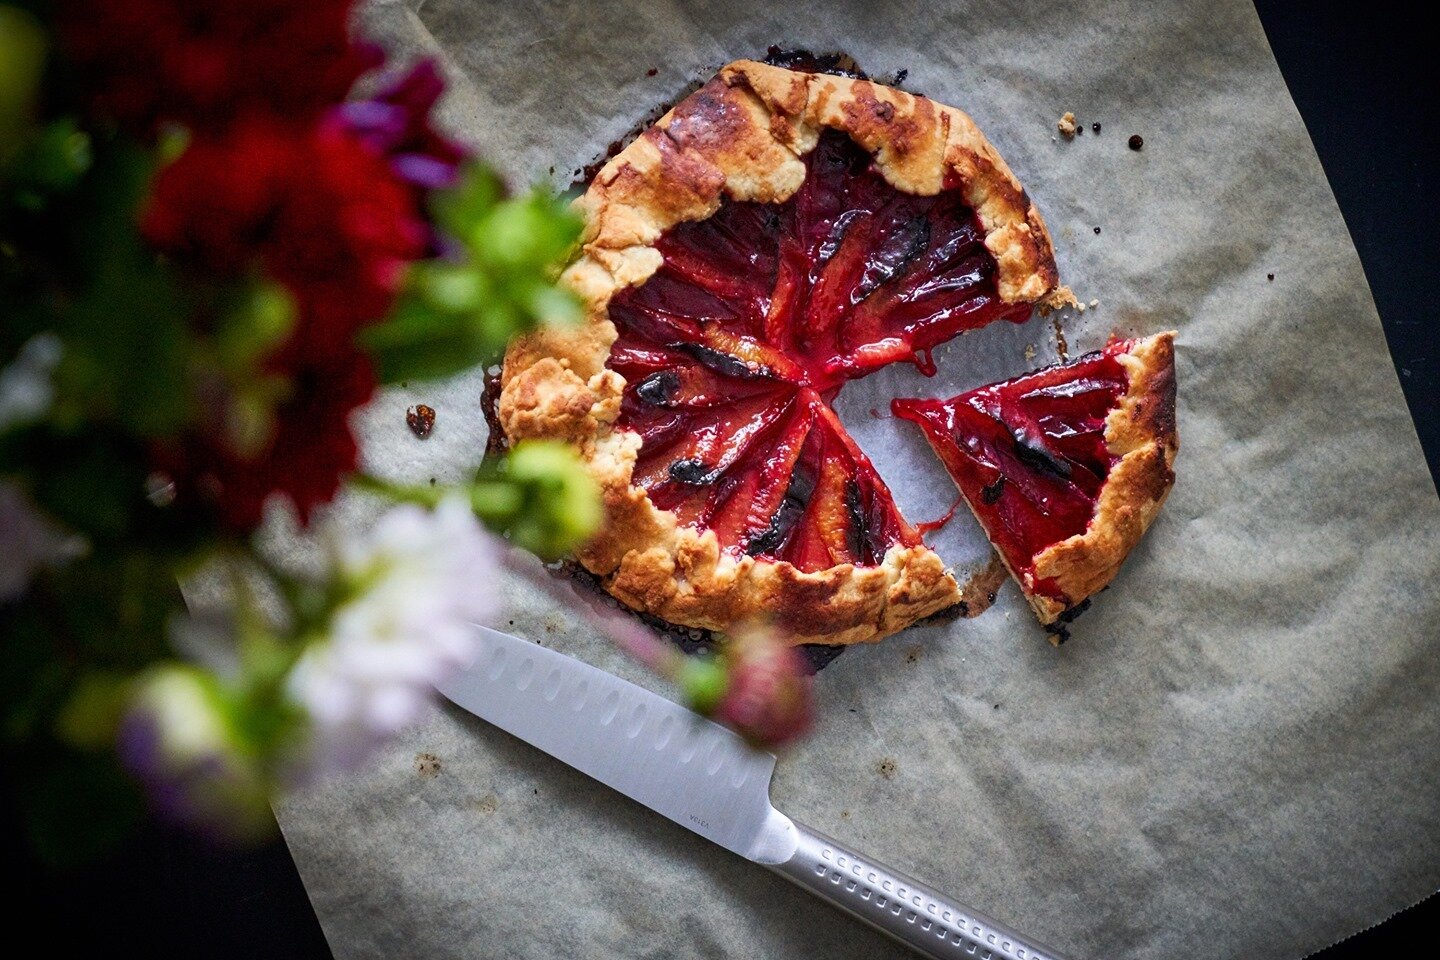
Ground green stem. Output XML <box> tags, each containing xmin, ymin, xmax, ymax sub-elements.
<box><xmin>352</xmin><ymin>470</ymin><xmax>522</xmax><ymax>532</ymax></box>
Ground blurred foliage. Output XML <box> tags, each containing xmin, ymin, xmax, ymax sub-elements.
<box><xmin>362</xmin><ymin>168</ymin><xmax>584</xmax><ymax>383</ymax></box>
<box><xmin>1</xmin><ymin>1</ymin><xmax>599</xmax><ymax>865</ymax></box>
<box><xmin>356</xmin><ymin>439</ymin><xmax>602</xmax><ymax>561</ymax></box>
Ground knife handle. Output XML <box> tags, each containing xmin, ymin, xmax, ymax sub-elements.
<box><xmin>768</xmin><ymin>821</ymin><xmax>1068</xmax><ymax>960</ymax></box>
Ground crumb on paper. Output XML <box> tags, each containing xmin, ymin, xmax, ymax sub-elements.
<box><xmin>474</xmin><ymin>793</ymin><xmax>500</xmax><ymax>815</ymax></box>
<box><xmin>1038</xmin><ymin>284</ymin><xmax>1079</xmax><ymax>316</ymax></box>
<box><xmin>415</xmin><ymin>752</ymin><xmax>442</xmax><ymax>778</ymax></box>
<box><xmin>1128</xmin><ymin>133</ymin><xmax>1144</xmax><ymax>151</ymax></box>
<box><xmin>1089</xmin><ymin>299</ymin><xmax>1099</xmax><ymax>308</ymax></box>
<box><xmin>1057</xmin><ymin>111</ymin><xmax>1078</xmax><ymax>139</ymax></box>
<box><xmin>1076</xmin><ymin>302</ymin><xmax>1087</xmax><ymax>313</ymax></box>
<box><xmin>841</xmin><ymin>809</ymin><xmax>851</xmax><ymax>820</ymax></box>
<box><xmin>406</xmin><ymin>404</ymin><xmax>436</xmax><ymax>439</ymax></box>
<box><xmin>878</xmin><ymin>757</ymin><xmax>897</xmax><ymax>780</ymax></box>
<box><xmin>1024</xmin><ymin>343</ymin><xmax>1037</xmax><ymax>362</ymax></box>
<box><xmin>904</xmin><ymin>645</ymin><xmax>922</xmax><ymax>664</ymax></box>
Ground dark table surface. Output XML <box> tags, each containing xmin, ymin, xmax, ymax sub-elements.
<box><xmin>3</xmin><ymin>1</ymin><xmax>1435</xmax><ymax>956</ymax></box>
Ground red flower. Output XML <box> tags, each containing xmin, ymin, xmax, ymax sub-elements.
<box><xmin>59</xmin><ymin>0</ymin><xmax>376</xmax><ymax>134</ymax></box>
<box><xmin>143</xmin><ymin>119</ymin><xmax>424</xmax><ymax>530</ymax></box>
<box><xmin>144</xmin><ymin>117</ymin><xmax>425</xmax><ymax>354</ymax></box>
<box><xmin>154</xmin><ymin>346</ymin><xmax>376</xmax><ymax>531</ymax></box>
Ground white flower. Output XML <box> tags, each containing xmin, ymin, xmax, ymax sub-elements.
<box><xmin>0</xmin><ymin>332</ymin><xmax>62</xmax><ymax>432</ymax></box>
<box><xmin>0</xmin><ymin>481</ymin><xmax>87</xmax><ymax>602</ymax></box>
<box><xmin>287</xmin><ymin>495</ymin><xmax>500</xmax><ymax>775</ymax></box>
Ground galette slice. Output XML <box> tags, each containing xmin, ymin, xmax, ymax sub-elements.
<box><xmin>892</xmin><ymin>332</ymin><xmax>1177</xmax><ymax>634</ymax></box>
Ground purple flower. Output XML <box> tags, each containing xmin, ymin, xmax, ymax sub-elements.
<box><xmin>117</xmin><ymin>666</ymin><xmax>272</xmax><ymax>842</ymax></box>
<box><xmin>334</xmin><ymin>60</ymin><xmax>467</xmax><ymax>192</ymax></box>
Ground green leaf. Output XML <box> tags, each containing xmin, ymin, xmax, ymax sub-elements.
<box><xmin>215</xmin><ymin>280</ymin><xmax>295</xmax><ymax>373</ymax></box>
<box><xmin>360</xmin><ymin>294</ymin><xmax>481</xmax><ymax>384</ymax></box>
<box><xmin>0</xmin><ymin>4</ymin><xmax>47</xmax><ymax>170</ymax></box>
<box><xmin>364</xmin><ymin>168</ymin><xmax>583</xmax><ymax>385</ymax></box>
<box><xmin>472</xmin><ymin>189</ymin><xmax>580</xmax><ymax>268</ymax></box>
<box><xmin>486</xmin><ymin>440</ymin><xmax>601</xmax><ymax>559</ymax></box>
<box><xmin>55</xmin><ymin>670</ymin><xmax>134</xmax><ymax>751</ymax></box>
<box><xmin>431</xmin><ymin>163</ymin><xmax>503</xmax><ymax>237</ymax></box>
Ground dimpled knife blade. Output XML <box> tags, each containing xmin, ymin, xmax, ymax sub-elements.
<box><xmin>437</xmin><ymin>626</ymin><xmax>1068</xmax><ymax>960</ymax></box>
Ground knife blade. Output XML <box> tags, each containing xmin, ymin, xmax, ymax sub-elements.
<box><xmin>437</xmin><ymin>625</ymin><xmax>1069</xmax><ymax>960</ymax></box>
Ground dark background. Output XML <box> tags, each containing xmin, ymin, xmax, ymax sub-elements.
<box><xmin>2</xmin><ymin>2</ymin><xmax>1434</xmax><ymax>956</ymax></box>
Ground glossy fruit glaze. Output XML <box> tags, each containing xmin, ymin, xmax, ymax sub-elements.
<box><xmin>891</xmin><ymin>340</ymin><xmax>1134</xmax><ymax>598</ymax></box>
<box><xmin>606</xmin><ymin>130</ymin><xmax>1030</xmax><ymax>571</ymax></box>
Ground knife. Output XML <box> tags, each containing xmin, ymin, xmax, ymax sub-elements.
<box><xmin>437</xmin><ymin>625</ymin><xmax>1069</xmax><ymax>960</ymax></box>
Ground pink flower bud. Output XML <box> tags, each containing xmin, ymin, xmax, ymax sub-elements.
<box><xmin>708</xmin><ymin>626</ymin><xmax>814</xmax><ymax>749</ymax></box>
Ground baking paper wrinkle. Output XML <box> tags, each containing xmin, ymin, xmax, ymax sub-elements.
<box><xmin>270</xmin><ymin>1</ymin><xmax>1440</xmax><ymax>957</ymax></box>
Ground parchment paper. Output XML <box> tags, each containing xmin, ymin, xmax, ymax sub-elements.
<box><xmin>272</xmin><ymin>1</ymin><xmax>1440</xmax><ymax>956</ymax></box>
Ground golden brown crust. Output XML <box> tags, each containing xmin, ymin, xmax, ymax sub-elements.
<box><xmin>1027</xmin><ymin>332</ymin><xmax>1179</xmax><ymax>632</ymax></box>
<box><xmin>500</xmin><ymin>61</ymin><xmax>1062</xmax><ymax>645</ymax></box>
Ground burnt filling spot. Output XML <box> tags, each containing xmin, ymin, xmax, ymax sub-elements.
<box><xmin>844</xmin><ymin>479</ymin><xmax>869</xmax><ymax>561</ymax></box>
<box><xmin>856</xmin><ymin>217</ymin><xmax>930</xmax><ymax>301</ymax></box>
<box><xmin>674</xmin><ymin>341</ymin><xmax>768</xmax><ymax>380</ymax></box>
<box><xmin>1044</xmin><ymin>597</ymin><xmax>1094</xmax><ymax>643</ymax></box>
<box><xmin>668</xmin><ymin>458</ymin><xmax>719</xmax><ymax>486</ymax></box>
<box><xmin>605</xmin><ymin>130</ymin><xmax>1029</xmax><ymax>572</ymax></box>
<box><xmin>746</xmin><ymin>460</ymin><xmax>816</xmax><ymax>556</ymax></box>
<box><xmin>635</xmin><ymin>370</ymin><xmax>681</xmax><ymax>406</ymax></box>
<box><xmin>980</xmin><ymin>476</ymin><xmax>1006</xmax><ymax>504</ymax></box>
<box><xmin>762</xmin><ymin>45</ymin><xmax>869</xmax><ymax>80</ymax></box>
<box><xmin>1012</xmin><ymin>428</ymin><xmax>1073</xmax><ymax>480</ymax></box>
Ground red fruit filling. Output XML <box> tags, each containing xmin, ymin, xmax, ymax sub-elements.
<box><xmin>607</xmin><ymin>130</ymin><xmax>1031</xmax><ymax>572</ymax></box>
<box><xmin>891</xmin><ymin>340</ymin><xmax>1135</xmax><ymax>598</ymax></box>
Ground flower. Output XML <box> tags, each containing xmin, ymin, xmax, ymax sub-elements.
<box><xmin>142</xmin><ymin>118</ymin><xmax>427</xmax><ymax>529</ymax></box>
<box><xmin>286</xmin><ymin>495</ymin><xmax>500</xmax><ymax>774</ymax></box>
<box><xmin>334</xmin><ymin>60</ymin><xmax>467</xmax><ymax>194</ymax></box>
<box><xmin>117</xmin><ymin>664</ymin><xmax>272</xmax><ymax>841</ymax></box>
<box><xmin>151</xmin><ymin>344</ymin><xmax>376</xmax><ymax>531</ymax></box>
<box><xmin>0</xmin><ymin>332</ymin><xmax>63</xmax><ymax>432</ymax></box>
<box><xmin>58</xmin><ymin>0</ymin><xmax>376</xmax><ymax>135</ymax></box>
<box><xmin>703</xmin><ymin>625</ymin><xmax>814</xmax><ymax>749</ymax></box>
<box><xmin>0</xmin><ymin>480</ymin><xmax>88</xmax><ymax>602</ymax></box>
<box><xmin>144</xmin><ymin>118</ymin><xmax>426</xmax><ymax>356</ymax></box>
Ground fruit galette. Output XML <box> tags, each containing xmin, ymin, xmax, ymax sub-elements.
<box><xmin>498</xmin><ymin>59</ymin><xmax>1176</xmax><ymax>645</ymax></box>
